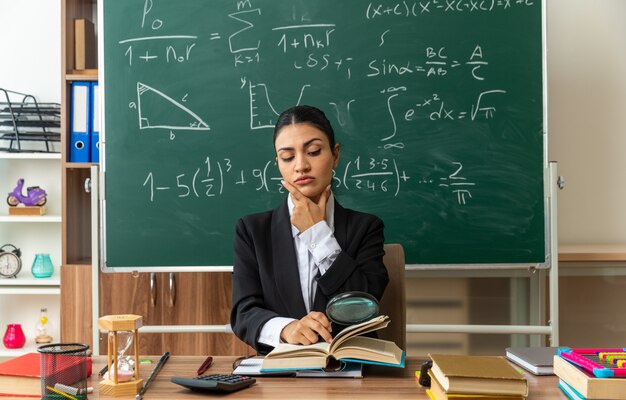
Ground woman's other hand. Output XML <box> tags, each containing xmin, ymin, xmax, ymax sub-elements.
<box><xmin>280</xmin><ymin>311</ymin><xmax>333</xmax><ymax>345</ymax></box>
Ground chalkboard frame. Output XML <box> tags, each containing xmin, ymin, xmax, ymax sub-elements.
<box><xmin>97</xmin><ymin>0</ymin><xmax>550</xmax><ymax>272</ymax></box>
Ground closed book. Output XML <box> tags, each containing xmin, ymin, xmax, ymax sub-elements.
<box><xmin>554</xmin><ymin>355</ymin><xmax>626</xmax><ymax>399</ymax></box>
<box><xmin>0</xmin><ymin>353</ymin><xmax>40</xmax><ymax>397</ymax></box>
<box><xmin>505</xmin><ymin>346</ymin><xmax>557</xmax><ymax>375</ymax></box>
<box><xmin>429</xmin><ymin>354</ymin><xmax>528</xmax><ymax>397</ymax></box>
<box><xmin>558</xmin><ymin>378</ymin><xmax>586</xmax><ymax>400</ymax></box>
<box><xmin>261</xmin><ymin>315</ymin><xmax>404</xmax><ymax>371</ymax></box>
<box><xmin>0</xmin><ymin>352</ymin><xmax>93</xmax><ymax>398</ymax></box>
<box><xmin>74</xmin><ymin>18</ymin><xmax>96</xmax><ymax>70</ymax></box>
<box><xmin>427</xmin><ymin>371</ymin><xmax>525</xmax><ymax>400</ymax></box>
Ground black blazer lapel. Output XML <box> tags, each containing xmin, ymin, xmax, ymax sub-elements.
<box><xmin>333</xmin><ymin>199</ymin><xmax>348</xmax><ymax>250</ymax></box>
<box><xmin>271</xmin><ymin>199</ymin><xmax>308</xmax><ymax>319</ymax></box>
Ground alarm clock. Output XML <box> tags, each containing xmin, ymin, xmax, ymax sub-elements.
<box><xmin>0</xmin><ymin>244</ymin><xmax>22</xmax><ymax>278</ymax></box>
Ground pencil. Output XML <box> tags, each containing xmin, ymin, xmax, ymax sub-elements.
<box><xmin>46</xmin><ymin>386</ymin><xmax>78</xmax><ymax>400</ymax></box>
<box><xmin>136</xmin><ymin>351</ymin><xmax>170</xmax><ymax>400</ymax></box>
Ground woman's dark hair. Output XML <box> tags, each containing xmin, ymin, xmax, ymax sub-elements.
<box><xmin>273</xmin><ymin>105</ymin><xmax>336</xmax><ymax>149</ymax></box>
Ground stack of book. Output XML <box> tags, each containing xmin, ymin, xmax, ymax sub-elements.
<box><xmin>554</xmin><ymin>354</ymin><xmax>626</xmax><ymax>400</ymax></box>
<box><xmin>426</xmin><ymin>354</ymin><xmax>529</xmax><ymax>400</ymax></box>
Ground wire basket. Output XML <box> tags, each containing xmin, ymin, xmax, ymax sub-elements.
<box><xmin>0</xmin><ymin>88</ymin><xmax>60</xmax><ymax>153</ymax></box>
<box><xmin>38</xmin><ymin>343</ymin><xmax>90</xmax><ymax>399</ymax></box>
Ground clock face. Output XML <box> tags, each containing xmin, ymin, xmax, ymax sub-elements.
<box><xmin>0</xmin><ymin>253</ymin><xmax>20</xmax><ymax>277</ymax></box>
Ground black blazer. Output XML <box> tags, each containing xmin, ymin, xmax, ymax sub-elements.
<box><xmin>230</xmin><ymin>198</ymin><xmax>389</xmax><ymax>354</ymax></box>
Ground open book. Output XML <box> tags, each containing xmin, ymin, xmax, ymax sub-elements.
<box><xmin>261</xmin><ymin>315</ymin><xmax>405</xmax><ymax>371</ymax></box>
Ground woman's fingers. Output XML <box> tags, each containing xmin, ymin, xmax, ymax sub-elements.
<box><xmin>302</xmin><ymin>313</ymin><xmax>332</xmax><ymax>343</ymax></box>
<box><xmin>281</xmin><ymin>313</ymin><xmax>334</xmax><ymax>345</ymax></box>
<box><xmin>300</xmin><ymin>326</ymin><xmax>320</xmax><ymax>344</ymax></box>
<box><xmin>308</xmin><ymin>311</ymin><xmax>332</xmax><ymax>331</ymax></box>
<box><xmin>283</xmin><ymin>323</ymin><xmax>318</xmax><ymax>345</ymax></box>
<box><xmin>281</xmin><ymin>180</ymin><xmax>304</xmax><ymax>202</ymax></box>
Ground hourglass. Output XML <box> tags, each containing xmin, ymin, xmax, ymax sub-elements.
<box><xmin>98</xmin><ymin>315</ymin><xmax>144</xmax><ymax>396</ymax></box>
<box><xmin>111</xmin><ymin>330</ymin><xmax>134</xmax><ymax>381</ymax></box>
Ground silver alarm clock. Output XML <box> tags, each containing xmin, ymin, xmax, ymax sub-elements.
<box><xmin>0</xmin><ymin>244</ymin><xmax>22</xmax><ymax>278</ymax></box>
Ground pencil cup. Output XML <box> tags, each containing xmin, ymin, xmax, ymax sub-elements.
<box><xmin>38</xmin><ymin>343</ymin><xmax>90</xmax><ymax>399</ymax></box>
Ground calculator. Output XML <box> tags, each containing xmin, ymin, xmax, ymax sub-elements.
<box><xmin>171</xmin><ymin>374</ymin><xmax>256</xmax><ymax>393</ymax></box>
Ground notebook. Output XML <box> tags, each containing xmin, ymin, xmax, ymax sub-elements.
<box><xmin>233</xmin><ymin>357</ymin><xmax>363</xmax><ymax>378</ymax></box>
<box><xmin>505</xmin><ymin>347</ymin><xmax>557</xmax><ymax>375</ymax></box>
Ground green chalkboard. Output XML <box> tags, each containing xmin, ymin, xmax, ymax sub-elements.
<box><xmin>101</xmin><ymin>0</ymin><xmax>545</xmax><ymax>268</ymax></box>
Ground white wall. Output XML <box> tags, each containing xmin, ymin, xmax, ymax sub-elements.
<box><xmin>548</xmin><ymin>0</ymin><xmax>626</xmax><ymax>244</ymax></box>
<box><xmin>0</xmin><ymin>1</ymin><xmax>62</xmax><ymax>352</ymax></box>
<box><xmin>0</xmin><ymin>0</ymin><xmax>61</xmax><ymax>103</ymax></box>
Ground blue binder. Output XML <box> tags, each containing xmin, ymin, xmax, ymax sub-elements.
<box><xmin>90</xmin><ymin>81</ymin><xmax>100</xmax><ymax>163</ymax></box>
<box><xmin>70</xmin><ymin>81</ymin><xmax>91</xmax><ymax>162</ymax></box>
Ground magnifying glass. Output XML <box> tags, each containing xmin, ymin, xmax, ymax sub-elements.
<box><xmin>325</xmin><ymin>291</ymin><xmax>380</xmax><ymax>325</ymax></box>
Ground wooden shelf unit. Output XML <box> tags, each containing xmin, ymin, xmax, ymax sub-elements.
<box><xmin>66</xmin><ymin>73</ymin><xmax>98</xmax><ymax>81</ymax></box>
<box><xmin>61</xmin><ymin>0</ymin><xmax>96</xmax><ymax>267</ymax></box>
<box><xmin>0</xmin><ymin>153</ymin><xmax>61</xmax><ymax>160</ymax></box>
<box><xmin>0</xmin><ymin>215</ymin><xmax>62</xmax><ymax>222</ymax></box>
<box><xmin>0</xmin><ymin>273</ymin><xmax>60</xmax><ymax>295</ymax></box>
<box><xmin>60</xmin><ymin>0</ymin><xmax>97</xmax><ymax>346</ymax></box>
<box><xmin>0</xmin><ymin>343</ymin><xmax>44</xmax><ymax>358</ymax></box>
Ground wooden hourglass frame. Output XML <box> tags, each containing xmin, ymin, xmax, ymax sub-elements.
<box><xmin>98</xmin><ymin>314</ymin><xmax>144</xmax><ymax>396</ymax></box>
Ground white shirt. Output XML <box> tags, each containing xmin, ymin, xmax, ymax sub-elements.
<box><xmin>257</xmin><ymin>194</ymin><xmax>342</xmax><ymax>347</ymax></box>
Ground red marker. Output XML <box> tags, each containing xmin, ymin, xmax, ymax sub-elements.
<box><xmin>197</xmin><ymin>356</ymin><xmax>213</xmax><ymax>375</ymax></box>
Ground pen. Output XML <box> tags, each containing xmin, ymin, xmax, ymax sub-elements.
<box><xmin>98</xmin><ymin>363</ymin><xmax>108</xmax><ymax>377</ymax></box>
<box><xmin>136</xmin><ymin>351</ymin><xmax>170</xmax><ymax>400</ymax></box>
<box><xmin>197</xmin><ymin>356</ymin><xmax>213</xmax><ymax>375</ymax></box>
<box><xmin>54</xmin><ymin>383</ymin><xmax>93</xmax><ymax>396</ymax></box>
<box><xmin>46</xmin><ymin>386</ymin><xmax>78</xmax><ymax>400</ymax></box>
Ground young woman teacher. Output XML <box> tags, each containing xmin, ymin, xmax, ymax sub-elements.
<box><xmin>231</xmin><ymin>105</ymin><xmax>389</xmax><ymax>354</ymax></box>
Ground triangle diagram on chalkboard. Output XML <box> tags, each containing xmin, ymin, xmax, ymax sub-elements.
<box><xmin>136</xmin><ymin>82</ymin><xmax>210</xmax><ymax>131</ymax></box>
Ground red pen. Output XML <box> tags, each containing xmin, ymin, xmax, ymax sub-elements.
<box><xmin>197</xmin><ymin>356</ymin><xmax>213</xmax><ymax>375</ymax></box>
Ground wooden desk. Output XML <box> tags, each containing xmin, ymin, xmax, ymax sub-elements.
<box><xmin>91</xmin><ymin>356</ymin><xmax>568</xmax><ymax>399</ymax></box>
<box><xmin>559</xmin><ymin>244</ymin><xmax>626</xmax><ymax>262</ymax></box>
